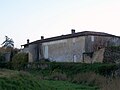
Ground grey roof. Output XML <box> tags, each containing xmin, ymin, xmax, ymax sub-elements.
<box><xmin>22</xmin><ymin>31</ymin><xmax>120</xmax><ymax>47</ymax></box>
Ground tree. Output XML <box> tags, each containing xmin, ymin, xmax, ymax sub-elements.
<box><xmin>1</xmin><ymin>36</ymin><xmax>14</xmax><ymax>48</ymax></box>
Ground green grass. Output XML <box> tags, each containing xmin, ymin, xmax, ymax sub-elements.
<box><xmin>26</xmin><ymin>62</ymin><xmax>117</xmax><ymax>77</ymax></box>
<box><xmin>0</xmin><ymin>69</ymin><xmax>41</xmax><ymax>90</ymax></box>
<box><xmin>0</xmin><ymin>69</ymin><xmax>98</xmax><ymax>90</ymax></box>
<box><xmin>40</xmin><ymin>80</ymin><xmax>98</xmax><ymax>90</ymax></box>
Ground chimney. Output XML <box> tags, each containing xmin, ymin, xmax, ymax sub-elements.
<box><xmin>27</xmin><ymin>39</ymin><xmax>29</xmax><ymax>44</ymax></box>
<box><xmin>71</xmin><ymin>29</ymin><xmax>75</xmax><ymax>34</ymax></box>
<box><xmin>41</xmin><ymin>36</ymin><xmax>44</xmax><ymax>40</ymax></box>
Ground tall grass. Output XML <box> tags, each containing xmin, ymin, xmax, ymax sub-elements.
<box><xmin>0</xmin><ymin>69</ymin><xmax>42</xmax><ymax>90</ymax></box>
<box><xmin>102</xmin><ymin>77</ymin><xmax>120</xmax><ymax>90</ymax></box>
<box><xmin>1</xmin><ymin>62</ymin><xmax>120</xmax><ymax>90</ymax></box>
<box><xmin>0</xmin><ymin>69</ymin><xmax>98</xmax><ymax>90</ymax></box>
<box><xmin>26</xmin><ymin>63</ymin><xmax>119</xmax><ymax>90</ymax></box>
<box><xmin>71</xmin><ymin>72</ymin><xmax>120</xmax><ymax>90</ymax></box>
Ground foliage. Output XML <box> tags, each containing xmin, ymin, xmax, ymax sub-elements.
<box><xmin>0</xmin><ymin>53</ymin><xmax>5</xmax><ymax>63</ymax></box>
<box><xmin>48</xmin><ymin>62</ymin><xmax>117</xmax><ymax>76</ymax></box>
<box><xmin>102</xmin><ymin>77</ymin><xmax>120</xmax><ymax>90</ymax></box>
<box><xmin>0</xmin><ymin>47</ymin><xmax>19</xmax><ymax>63</ymax></box>
<box><xmin>72</xmin><ymin>72</ymin><xmax>107</xmax><ymax>87</ymax></box>
<box><xmin>25</xmin><ymin>62</ymin><xmax>117</xmax><ymax>89</ymax></box>
<box><xmin>0</xmin><ymin>62</ymin><xmax>119</xmax><ymax>89</ymax></box>
<box><xmin>0</xmin><ymin>69</ymin><xmax>98</xmax><ymax>90</ymax></box>
<box><xmin>0</xmin><ymin>47</ymin><xmax>7</xmax><ymax>63</ymax></box>
<box><xmin>41</xmin><ymin>80</ymin><xmax>98</xmax><ymax>90</ymax></box>
<box><xmin>0</xmin><ymin>69</ymin><xmax>42</xmax><ymax>90</ymax></box>
<box><xmin>49</xmin><ymin>72</ymin><xmax>67</xmax><ymax>81</ymax></box>
<box><xmin>104</xmin><ymin>46</ymin><xmax>120</xmax><ymax>63</ymax></box>
<box><xmin>11</xmin><ymin>53</ymin><xmax>28</xmax><ymax>70</ymax></box>
<box><xmin>0</xmin><ymin>61</ymin><xmax>117</xmax><ymax>77</ymax></box>
<box><xmin>1</xmin><ymin>36</ymin><xmax>14</xmax><ymax>48</ymax></box>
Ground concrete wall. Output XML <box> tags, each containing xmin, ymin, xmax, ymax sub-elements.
<box><xmin>85</xmin><ymin>36</ymin><xmax>94</xmax><ymax>52</ymax></box>
<box><xmin>28</xmin><ymin>44</ymin><xmax>39</xmax><ymax>62</ymax></box>
<box><xmin>42</xmin><ymin>37</ymin><xmax>85</xmax><ymax>62</ymax></box>
<box><xmin>38</xmin><ymin>43</ymin><xmax>44</xmax><ymax>60</ymax></box>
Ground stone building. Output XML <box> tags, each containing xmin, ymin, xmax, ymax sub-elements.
<box><xmin>21</xmin><ymin>30</ymin><xmax>120</xmax><ymax>63</ymax></box>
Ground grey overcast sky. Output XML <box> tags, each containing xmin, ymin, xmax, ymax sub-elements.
<box><xmin>0</xmin><ymin>0</ymin><xmax>120</xmax><ymax>48</ymax></box>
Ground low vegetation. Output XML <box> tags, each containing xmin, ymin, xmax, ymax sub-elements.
<box><xmin>104</xmin><ymin>46</ymin><xmax>120</xmax><ymax>63</ymax></box>
<box><xmin>0</xmin><ymin>69</ymin><xmax>41</xmax><ymax>90</ymax></box>
<box><xmin>1</xmin><ymin>62</ymin><xmax>120</xmax><ymax>90</ymax></box>
<box><xmin>0</xmin><ymin>69</ymin><xmax>98</xmax><ymax>90</ymax></box>
<box><xmin>11</xmin><ymin>52</ymin><xmax>28</xmax><ymax>69</ymax></box>
<box><xmin>25</xmin><ymin>62</ymin><xmax>120</xmax><ymax>90</ymax></box>
<box><xmin>0</xmin><ymin>50</ymin><xmax>120</xmax><ymax>90</ymax></box>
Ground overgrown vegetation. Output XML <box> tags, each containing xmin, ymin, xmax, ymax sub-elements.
<box><xmin>1</xmin><ymin>46</ymin><xmax>120</xmax><ymax>90</ymax></box>
<box><xmin>11</xmin><ymin>53</ymin><xmax>28</xmax><ymax>69</ymax></box>
<box><xmin>0</xmin><ymin>47</ymin><xmax>19</xmax><ymax>63</ymax></box>
<box><xmin>0</xmin><ymin>53</ymin><xmax>5</xmax><ymax>63</ymax></box>
<box><xmin>104</xmin><ymin>46</ymin><xmax>120</xmax><ymax>63</ymax></box>
<box><xmin>0</xmin><ymin>69</ymin><xmax>97</xmax><ymax>90</ymax></box>
<box><xmin>25</xmin><ymin>62</ymin><xmax>117</xmax><ymax>77</ymax></box>
<box><xmin>0</xmin><ymin>70</ymin><xmax>42</xmax><ymax>90</ymax></box>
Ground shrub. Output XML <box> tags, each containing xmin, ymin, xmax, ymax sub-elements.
<box><xmin>11</xmin><ymin>53</ymin><xmax>28</xmax><ymax>70</ymax></box>
<box><xmin>102</xmin><ymin>77</ymin><xmax>120</xmax><ymax>90</ymax></box>
<box><xmin>103</xmin><ymin>46</ymin><xmax>120</xmax><ymax>63</ymax></box>
<box><xmin>0</xmin><ymin>69</ymin><xmax>42</xmax><ymax>90</ymax></box>
<box><xmin>72</xmin><ymin>72</ymin><xmax>107</xmax><ymax>87</ymax></box>
<box><xmin>26</xmin><ymin>62</ymin><xmax>117</xmax><ymax>78</ymax></box>
<box><xmin>49</xmin><ymin>62</ymin><xmax>117</xmax><ymax>77</ymax></box>
<box><xmin>0</xmin><ymin>53</ymin><xmax>5</xmax><ymax>63</ymax></box>
<box><xmin>49</xmin><ymin>72</ymin><xmax>67</xmax><ymax>81</ymax></box>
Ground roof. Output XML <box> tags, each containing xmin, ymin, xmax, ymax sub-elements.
<box><xmin>21</xmin><ymin>31</ymin><xmax>120</xmax><ymax>47</ymax></box>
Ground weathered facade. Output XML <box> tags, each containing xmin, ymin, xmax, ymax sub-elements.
<box><xmin>21</xmin><ymin>30</ymin><xmax>120</xmax><ymax>63</ymax></box>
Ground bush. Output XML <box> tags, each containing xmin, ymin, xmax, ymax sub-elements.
<box><xmin>102</xmin><ymin>77</ymin><xmax>120</xmax><ymax>90</ymax></box>
<box><xmin>49</xmin><ymin>72</ymin><xmax>67</xmax><ymax>81</ymax></box>
<box><xmin>26</xmin><ymin>62</ymin><xmax>117</xmax><ymax>78</ymax></box>
<box><xmin>0</xmin><ymin>53</ymin><xmax>5</xmax><ymax>63</ymax></box>
<box><xmin>49</xmin><ymin>62</ymin><xmax>117</xmax><ymax>77</ymax></box>
<box><xmin>11</xmin><ymin>53</ymin><xmax>28</xmax><ymax>70</ymax></box>
<box><xmin>104</xmin><ymin>46</ymin><xmax>120</xmax><ymax>63</ymax></box>
<box><xmin>0</xmin><ymin>69</ymin><xmax>42</xmax><ymax>90</ymax></box>
<box><xmin>72</xmin><ymin>72</ymin><xmax>107</xmax><ymax>87</ymax></box>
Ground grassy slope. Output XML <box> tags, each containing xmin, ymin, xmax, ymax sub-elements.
<box><xmin>41</xmin><ymin>80</ymin><xmax>98</xmax><ymax>90</ymax></box>
<box><xmin>0</xmin><ymin>69</ymin><xmax>98</xmax><ymax>90</ymax></box>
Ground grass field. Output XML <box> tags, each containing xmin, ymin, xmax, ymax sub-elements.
<box><xmin>40</xmin><ymin>80</ymin><xmax>98</xmax><ymax>90</ymax></box>
<box><xmin>0</xmin><ymin>69</ymin><xmax>98</xmax><ymax>90</ymax></box>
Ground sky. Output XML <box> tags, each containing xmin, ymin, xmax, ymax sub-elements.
<box><xmin>0</xmin><ymin>0</ymin><xmax>120</xmax><ymax>48</ymax></box>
